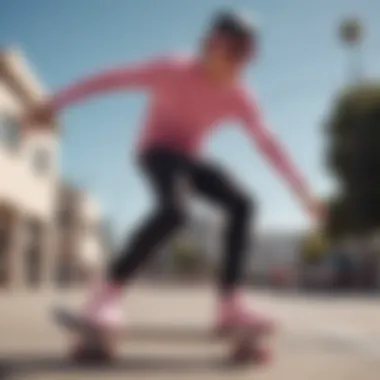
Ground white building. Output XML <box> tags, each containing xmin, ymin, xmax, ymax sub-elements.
<box><xmin>0</xmin><ymin>48</ymin><xmax>108</xmax><ymax>290</ymax></box>
<box><xmin>0</xmin><ymin>48</ymin><xmax>59</xmax><ymax>288</ymax></box>
<box><xmin>56</xmin><ymin>183</ymin><xmax>106</xmax><ymax>286</ymax></box>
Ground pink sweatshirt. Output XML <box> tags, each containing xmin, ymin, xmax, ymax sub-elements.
<box><xmin>50</xmin><ymin>56</ymin><xmax>306</xmax><ymax>195</ymax></box>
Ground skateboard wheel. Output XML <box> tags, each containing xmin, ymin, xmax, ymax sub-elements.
<box><xmin>70</xmin><ymin>341</ymin><xmax>113</xmax><ymax>363</ymax></box>
<box><xmin>231</xmin><ymin>342</ymin><xmax>272</xmax><ymax>365</ymax></box>
<box><xmin>232</xmin><ymin>346</ymin><xmax>252</xmax><ymax>364</ymax></box>
<box><xmin>252</xmin><ymin>346</ymin><xmax>273</xmax><ymax>364</ymax></box>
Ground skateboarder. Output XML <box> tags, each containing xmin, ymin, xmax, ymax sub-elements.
<box><xmin>24</xmin><ymin>10</ymin><xmax>321</xmax><ymax>341</ymax></box>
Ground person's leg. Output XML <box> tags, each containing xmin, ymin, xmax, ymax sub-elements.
<box><xmin>191</xmin><ymin>161</ymin><xmax>254</xmax><ymax>294</ymax></box>
<box><xmin>82</xmin><ymin>149</ymin><xmax>189</xmax><ymax>325</ymax></box>
<box><xmin>109</xmin><ymin>150</ymin><xmax>188</xmax><ymax>283</ymax></box>
<box><xmin>190</xmin><ymin>160</ymin><xmax>274</xmax><ymax>331</ymax></box>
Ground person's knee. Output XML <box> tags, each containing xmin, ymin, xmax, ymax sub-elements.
<box><xmin>160</xmin><ymin>206</ymin><xmax>187</xmax><ymax>229</ymax></box>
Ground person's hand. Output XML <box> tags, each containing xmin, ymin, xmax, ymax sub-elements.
<box><xmin>22</xmin><ymin>102</ymin><xmax>55</xmax><ymax>133</ymax></box>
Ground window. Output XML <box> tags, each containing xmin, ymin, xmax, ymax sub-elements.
<box><xmin>0</xmin><ymin>115</ymin><xmax>20</xmax><ymax>151</ymax></box>
<box><xmin>32</xmin><ymin>148</ymin><xmax>50</xmax><ymax>175</ymax></box>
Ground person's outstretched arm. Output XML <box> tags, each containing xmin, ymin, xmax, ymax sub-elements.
<box><xmin>49</xmin><ymin>56</ymin><xmax>174</xmax><ymax>111</ymax></box>
<box><xmin>236</xmin><ymin>88</ymin><xmax>319</xmax><ymax>218</ymax></box>
<box><xmin>23</xmin><ymin>56</ymin><xmax>176</xmax><ymax>128</ymax></box>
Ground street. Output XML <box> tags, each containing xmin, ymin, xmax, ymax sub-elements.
<box><xmin>0</xmin><ymin>285</ymin><xmax>380</xmax><ymax>380</ymax></box>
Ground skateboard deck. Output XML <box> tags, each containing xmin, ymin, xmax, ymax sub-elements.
<box><xmin>52</xmin><ymin>306</ymin><xmax>274</xmax><ymax>365</ymax></box>
<box><xmin>53</xmin><ymin>307</ymin><xmax>219</xmax><ymax>342</ymax></box>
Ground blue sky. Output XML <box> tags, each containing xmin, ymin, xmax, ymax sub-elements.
<box><xmin>1</xmin><ymin>0</ymin><xmax>380</xmax><ymax>237</ymax></box>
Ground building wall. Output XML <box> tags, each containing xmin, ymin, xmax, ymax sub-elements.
<box><xmin>0</xmin><ymin>48</ymin><xmax>46</xmax><ymax>102</ymax></box>
<box><xmin>0</xmin><ymin>50</ymin><xmax>58</xmax><ymax>220</ymax></box>
<box><xmin>56</xmin><ymin>184</ymin><xmax>105</xmax><ymax>287</ymax></box>
<box><xmin>0</xmin><ymin>48</ymin><xmax>114</xmax><ymax>289</ymax></box>
<box><xmin>0</xmin><ymin>48</ymin><xmax>60</xmax><ymax>289</ymax></box>
<box><xmin>78</xmin><ymin>192</ymin><xmax>105</xmax><ymax>271</ymax></box>
<box><xmin>0</xmin><ymin>48</ymin><xmax>110</xmax><ymax>290</ymax></box>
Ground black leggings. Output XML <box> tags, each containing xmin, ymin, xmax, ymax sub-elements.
<box><xmin>110</xmin><ymin>148</ymin><xmax>255</xmax><ymax>294</ymax></box>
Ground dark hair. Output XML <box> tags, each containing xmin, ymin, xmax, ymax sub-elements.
<box><xmin>209</xmin><ymin>10</ymin><xmax>256</xmax><ymax>44</ymax></box>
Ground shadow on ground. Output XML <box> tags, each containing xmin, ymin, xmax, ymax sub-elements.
<box><xmin>0</xmin><ymin>354</ymin><xmax>246</xmax><ymax>379</ymax></box>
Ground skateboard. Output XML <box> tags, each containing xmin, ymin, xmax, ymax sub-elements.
<box><xmin>52</xmin><ymin>307</ymin><xmax>275</xmax><ymax>366</ymax></box>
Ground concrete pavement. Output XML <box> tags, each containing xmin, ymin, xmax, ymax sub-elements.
<box><xmin>0</xmin><ymin>285</ymin><xmax>379</xmax><ymax>380</ymax></box>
